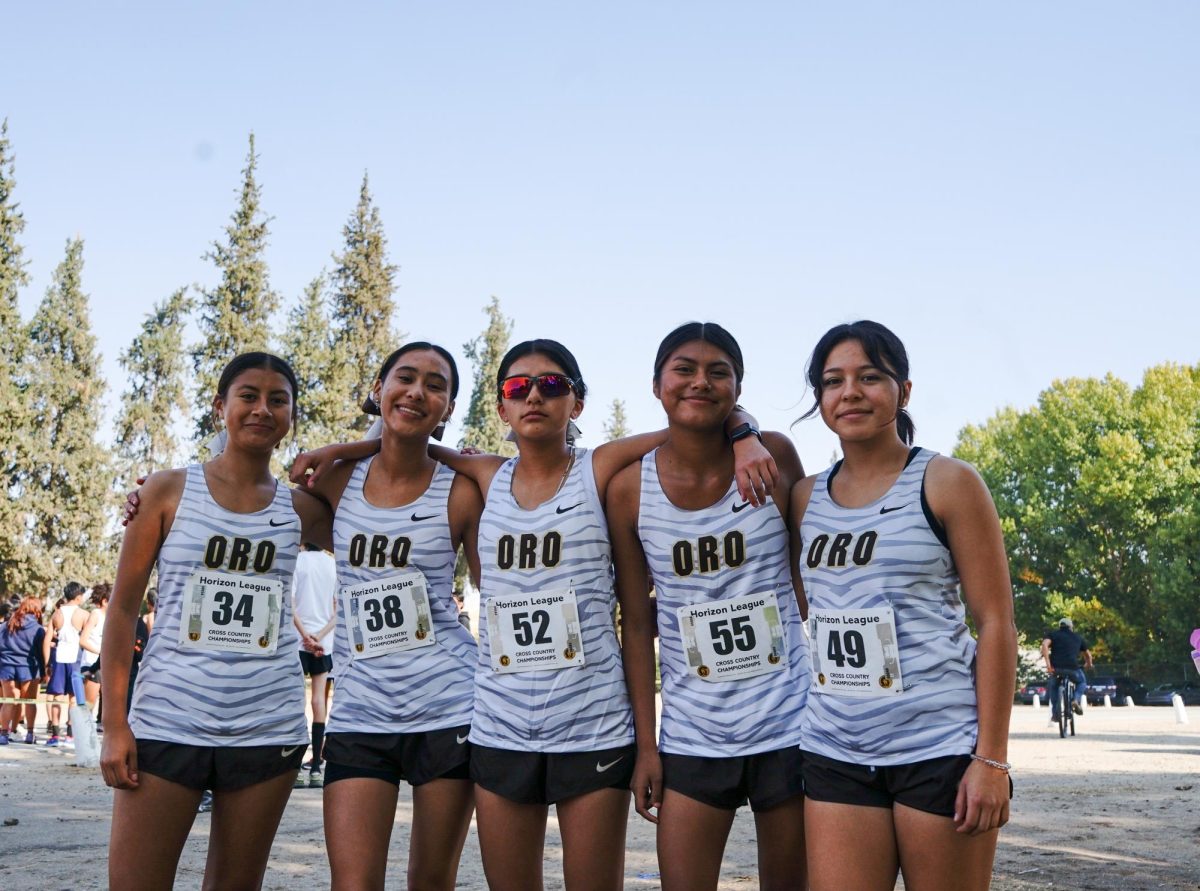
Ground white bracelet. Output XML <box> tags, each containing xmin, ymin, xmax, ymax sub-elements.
<box><xmin>970</xmin><ymin>754</ymin><xmax>1011</xmax><ymax>772</ymax></box>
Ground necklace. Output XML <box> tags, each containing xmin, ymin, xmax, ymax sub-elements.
<box><xmin>555</xmin><ymin>447</ymin><xmax>576</xmax><ymax>495</ymax></box>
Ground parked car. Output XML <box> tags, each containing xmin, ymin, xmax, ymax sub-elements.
<box><xmin>1085</xmin><ymin>675</ymin><xmax>1147</xmax><ymax>706</ymax></box>
<box><xmin>1144</xmin><ymin>682</ymin><xmax>1200</xmax><ymax>706</ymax></box>
<box><xmin>1016</xmin><ymin>678</ymin><xmax>1049</xmax><ymax>705</ymax></box>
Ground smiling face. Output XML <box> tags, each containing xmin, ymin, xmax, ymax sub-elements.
<box><xmin>817</xmin><ymin>338</ymin><xmax>911</xmax><ymax>444</ymax></box>
<box><xmin>371</xmin><ymin>348</ymin><xmax>455</xmax><ymax>440</ymax></box>
<box><xmin>653</xmin><ymin>339</ymin><xmax>741</xmax><ymax>430</ymax></box>
<box><xmin>497</xmin><ymin>352</ymin><xmax>582</xmax><ymax>442</ymax></box>
<box><xmin>212</xmin><ymin>367</ymin><xmax>294</xmax><ymax>453</ymax></box>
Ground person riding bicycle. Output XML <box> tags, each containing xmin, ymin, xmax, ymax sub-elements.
<box><xmin>1041</xmin><ymin>618</ymin><xmax>1092</xmax><ymax>720</ymax></box>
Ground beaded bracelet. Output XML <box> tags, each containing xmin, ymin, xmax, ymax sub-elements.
<box><xmin>970</xmin><ymin>754</ymin><xmax>1012</xmax><ymax>772</ymax></box>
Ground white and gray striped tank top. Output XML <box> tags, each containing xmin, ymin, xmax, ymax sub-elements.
<box><xmin>328</xmin><ymin>457</ymin><xmax>476</xmax><ymax>734</ymax></box>
<box><xmin>798</xmin><ymin>448</ymin><xmax>978</xmax><ymax>765</ymax></box>
<box><xmin>129</xmin><ymin>465</ymin><xmax>308</xmax><ymax>746</ymax></box>
<box><xmin>639</xmin><ymin>449</ymin><xmax>810</xmax><ymax>757</ymax></box>
<box><xmin>471</xmin><ymin>448</ymin><xmax>634</xmax><ymax>752</ymax></box>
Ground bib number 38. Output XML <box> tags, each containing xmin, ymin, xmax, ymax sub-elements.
<box><xmin>342</xmin><ymin>572</ymin><xmax>437</xmax><ymax>660</ymax></box>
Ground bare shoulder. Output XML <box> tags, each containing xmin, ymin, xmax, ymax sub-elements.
<box><xmin>140</xmin><ymin>467</ymin><xmax>187</xmax><ymax>504</ymax></box>
<box><xmin>449</xmin><ymin>471</ymin><xmax>484</xmax><ymax>513</ymax></box>
<box><xmin>289</xmin><ymin>487</ymin><xmax>329</xmax><ymax>523</ymax></box>
<box><xmin>605</xmin><ymin>462</ymin><xmax>642</xmax><ymax>517</ymax></box>
<box><xmin>925</xmin><ymin>454</ymin><xmax>992</xmax><ymax>512</ymax></box>
<box><xmin>789</xmin><ymin>474</ymin><xmax>818</xmax><ymax>521</ymax></box>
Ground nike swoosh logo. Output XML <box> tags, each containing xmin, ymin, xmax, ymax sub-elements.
<box><xmin>456</xmin><ymin>733</ymin><xmax>469</xmax><ymax>744</ymax></box>
<box><xmin>281</xmin><ymin>746</ymin><xmax>302</xmax><ymax>758</ymax></box>
<box><xmin>595</xmin><ymin>757</ymin><xmax>623</xmax><ymax>773</ymax></box>
<box><xmin>269</xmin><ymin>518</ymin><xmax>292</xmax><ymax>527</ymax></box>
<box><xmin>879</xmin><ymin>504</ymin><xmax>908</xmax><ymax>514</ymax></box>
<box><xmin>411</xmin><ymin>513</ymin><xmax>437</xmax><ymax>522</ymax></box>
<box><xmin>731</xmin><ymin>501</ymin><xmax>751</xmax><ymax>513</ymax></box>
<box><xmin>556</xmin><ymin>502</ymin><xmax>585</xmax><ymax>514</ymax></box>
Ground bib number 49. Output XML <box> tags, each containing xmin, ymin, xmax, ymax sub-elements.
<box><xmin>709</xmin><ymin>616</ymin><xmax>756</xmax><ymax>655</ymax></box>
<box><xmin>824</xmin><ymin>628</ymin><xmax>866</xmax><ymax>668</ymax></box>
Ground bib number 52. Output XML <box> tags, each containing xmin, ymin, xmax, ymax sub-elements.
<box><xmin>511</xmin><ymin>610</ymin><xmax>551</xmax><ymax>646</ymax></box>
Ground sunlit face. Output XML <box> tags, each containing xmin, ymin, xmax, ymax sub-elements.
<box><xmin>212</xmin><ymin>367</ymin><xmax>294</xmax><ymax>453</ymax></box>
<box><xmin>371</xmin><ymin>349</ymin><xmax>455</xmax><ymax>439</ymax></box>
<box><xmin>818</xmin><ymin>339</ymin><xmax>911</xmax><ymax>442</ymax></box>
<box><xmin>653</xmin><ymin>339</ymin><xmax>741</xmax><ymax>429</ymax></box>
<box><xmin>496</xmin><ymin>353</ymin><xmax>582</xmax><ymax>441</ymax></box>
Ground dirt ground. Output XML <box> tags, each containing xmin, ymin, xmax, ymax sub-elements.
<box><xmin>1</xmin><ymin>703</ymin><xmax>1196</xmax><ymax>889</ymax></box>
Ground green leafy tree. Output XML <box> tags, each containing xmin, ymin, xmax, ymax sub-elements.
<box><xmin>955</xmin><ymin>365</ymin><xmax>1200</xmax><ymax>674</ymax></box>
<box><xmin>192</xmin><ymin>133</ymin><xmax>279</xmax><ymax>445</ymax></box>
<box><xmin>22</xmin><ymin>239</ymin><xmax>116</xmax><ymax>587</ymax></box>
<box><xmin>280</xmin><ymin>273</ymin><xmax>341</xmax><ymax>456</ymax></box>
<box><xmin>0</xmin><ymin>119</ymin><xmax>31</xmax><ymax>594</ymax></box>
<box><xmin>113</xmin><ymin>288</ymin><xmax>193</xmax><ymax>490</ymax></box>
<box><xmin>602</xmin><ymin>399</ymin><xmax>630</xmax><ymax>441</ymax></box>
<box><xmin>459</xmin><ymin>296</ymin><xmax>514</xmax><ymax>454</ymax></box>
<box><xmin>326</xmin><ymin>174</ymin><xmax>399</xmax><ymax>436</ymax></box>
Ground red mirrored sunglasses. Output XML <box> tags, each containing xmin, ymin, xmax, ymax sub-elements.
<box><xmin>499</xmin><ymin>373</ymin><xmax>577</xmax><ymax>401</ymax></box>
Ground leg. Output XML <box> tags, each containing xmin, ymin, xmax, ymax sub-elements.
<box><xmin>19</xmin><ymin>679</ymin><xmax>38</xmax><ymax>738</ymax></box>
<box><xmin>895</xmin><ymin>802</ymin><xmax>998</xmax><ymax>891</ymax></box>
<box><xmin>109</xmin><ymin>773</ymin><xmax>204</xmax><ymax>890</ymax></box>
<box><xmin>753</xmin><ymin>795</ymin><xmax>806</xmax><ymax>891</ymax></box>
<box><xmin>0</xmin><ymin>679</ymin><xmax>14</xmax><ymax>733</ymax></box>
<box><xmin>409</xmin><ymin>778</ymin><xmax>475</xmax><ymax>890</ymax></box>
<box><xmin>201</xmin><ymin>771</ymin><xmax>297</xmax><ymax>891</ymax></box>
<box><xmin>324</xmin><ymin>777</ymin><xmax>401</xmax><ymax>891</ymax></box>
<box><xmin>474</xmin><ymin>785</ymin><xmax>549</xmax><ymax>891</ymax></box>
<box><xmin>805</xmin><ymin>799</ymin><xmax>898</xmax><ymax>891</ymax></box>
<box><xmin>49</xmin><ymin>696</ymin><xmax>63</xmax><ymax>728</ymax></box>
<box><xmin>1073</xmin><ymin>669</ymin><xmax>1088</xmax><ymax>706</ymax></box>
<box><xmin>1047</xmin><ymin>674</ymin><xmax>1061</xmax><ymax>719</ymax></box>
<box><xmin>656</xmin><ymin>789</ymin><xmax>736</xmax><ymax>891</ymax></box>
<box><xmin>556</xmin><ymin>787</ymin><xmax>631</xmax><ymax>891</ymax></box>
<box><xmin>85</xmin><ymin>676</ymin><xmax>100</xmax><ymax>711</ymax></box>
<box><xmin>70</xmin><ymin>663</ymin><xmax>86</xmax><ymax>704</ymax></box>
<box><xmin>310</xmin><ymin>671</ymin><xmax>329</xmax><ymax>722</ymax></box>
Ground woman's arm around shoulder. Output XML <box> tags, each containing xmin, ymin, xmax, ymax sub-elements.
<box><xmin>926</xmin><ymin>455</ymin><xmax>1017</xmax><ymax>836</ymax></box>
<box><xmin>448</xmin><ymin>473</ymin><xmax>484</xmax><ymax>590</ymax></box>
<box><xmin>786</xmin><ymin>473</ymin><xmax>818</xmax><ymax>622</ymax></box>
<box><xmin>100</xmin><ymin>468</ymin><xmax>187</xmax><ymax>791</ymax></box>
<box><xmin>290</xmin><ymin>438</ymin><xmax>381</xmax><ymax>489</ymax></box>
<box><xmin>290</xmin><ymin>487</ymin><xmax>335</xmax><ymax>553</ymax></box>
<box><xmin>605</xmin><ymin>463</ymin><xmax>662</xmax><ymax>823</ymax></box>
<box><xmin>429</xmin><ymin>445</ymin><xmax>506</xmax><ymax>500</ymax></box>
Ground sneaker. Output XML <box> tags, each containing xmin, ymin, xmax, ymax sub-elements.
<box><xmin>293</xmin><ymin>772</ymin><xmax>310</xmax><ymax>789</ymax></box>
<box><xmin>308</xmin><ymin>770</ymin><xmax>324</xmax><ymax>789</ymax></box>
<box><xmin>0</xmin><ymin>732</ymin><xmax>8</xmax><ymax>746</ymax></box>
<box><xmin>23</xmin><ymin>731</ymin><xmax>35</xmax><ymax>744</ymax></box>
<box><xmin>1072</xmin><ymin>702</ymin><xmax>1084</xmax><ymax>715</ymax></box>
<box><xmin>45</xmin><ymin>736</ymin><xmax>60</xmax><ymax>747</ymax></box>
<box><xmin>197</xmin><ymin>791</ymin><xmax>214</xmax><ymax>813</ymax></box>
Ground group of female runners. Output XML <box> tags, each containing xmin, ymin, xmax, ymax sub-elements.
<box><xmin>102</xmin><ymin>318</ymin><xmax>1016</xmax><ymax>891</ymax></box>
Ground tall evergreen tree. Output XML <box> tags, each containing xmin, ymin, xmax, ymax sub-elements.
<box><xmin>0</xmin><ymin>119</ymin><xmax>31</xmax><ymax>594</ymax></box>
<box><xmin>192</xmin><ymin>133</ymin><xmax>279</xmax><ymax>445</ymax></box>
<box><xmin>459</xmin><ymin>296</ymin><xmax>514</xmax><ymax>454</ymax></box>
<box><xmin>602</xmin><ymin>399</ymin><xmax>631</xmax><ymax>442</ymax></box>
<box><xmin>23</xmin><ymin>239</ymin><xmax>116</xmax><ymax>587</ymax></box>
<box><xmin>326</xmin><ymin>174</ymin><xmax>399</xmax><ymax>436</ymax></box>
<box><xmin>280</xmin><ymin>273</ymin><xmax>340</xmax><ymax>456</ymax></box>
<box><xmin>113</xmin><ymin>288</ymin><xmax>193</xmax><ymax>489</ymax></box>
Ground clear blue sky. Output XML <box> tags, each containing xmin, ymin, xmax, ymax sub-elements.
<box><xmin>7</xmin><ymin>2</ymin><xmax>1198</xmax><ymax>472</ymax></box>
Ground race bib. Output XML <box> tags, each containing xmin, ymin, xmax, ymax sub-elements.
<box><xmin>809</xmin><ymin>607</ymin><xmax>904</xmax><ymax>696</ymax></box>
<box><xmin>342</xmin><ymin>572</ymin><xmax>436</xmax><ymax>660</ymax></box>
<box><xmin>487</xmin><ymin>589</ymin><xmax>585</xmax><ymax>673</ymax></box>
<box><xmin>677</xmin><ymin>592</ymin><xmax>788</xmax><ymax>682</ymax></box>
<box><xmin>179</xmin><ymin>570</ymin><xmax>282</xmax><ymax>655</ymax></box>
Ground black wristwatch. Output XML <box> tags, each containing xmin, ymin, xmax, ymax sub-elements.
<box><xmin>728</xmin><ymin>423</ymin><xmax>761</xmax><ymax>443</ymax></box>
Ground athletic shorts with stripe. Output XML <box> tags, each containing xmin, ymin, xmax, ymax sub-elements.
<box><xmin>323</xmin><ymin>725</ymin><xmax>471</xmax><ymax>787</ymax></box>
<box><xmin>135</xmin><ymin>739</ymin><xmax>306</xmax><ymax>791</ymax></box>
<box><xmin>662</xmin><ymin>745</ymin><xmax>804</xmax><ymax>812</ymax></box>
<box><xmin>470</xmin><ymin>743</ymin><xmax>636</xmax><ymax>805</ymax></box>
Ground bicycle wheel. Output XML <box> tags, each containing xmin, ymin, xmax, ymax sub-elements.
<box><xmin>1068</xmin><ymin>680</ymin><xmax>1076</xmax><ymax>737</ymax></box>
<box><xmin>1058</xmin><ymin>679</ymin><xmax>1069</xmax><ymax>738</ymax></box>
